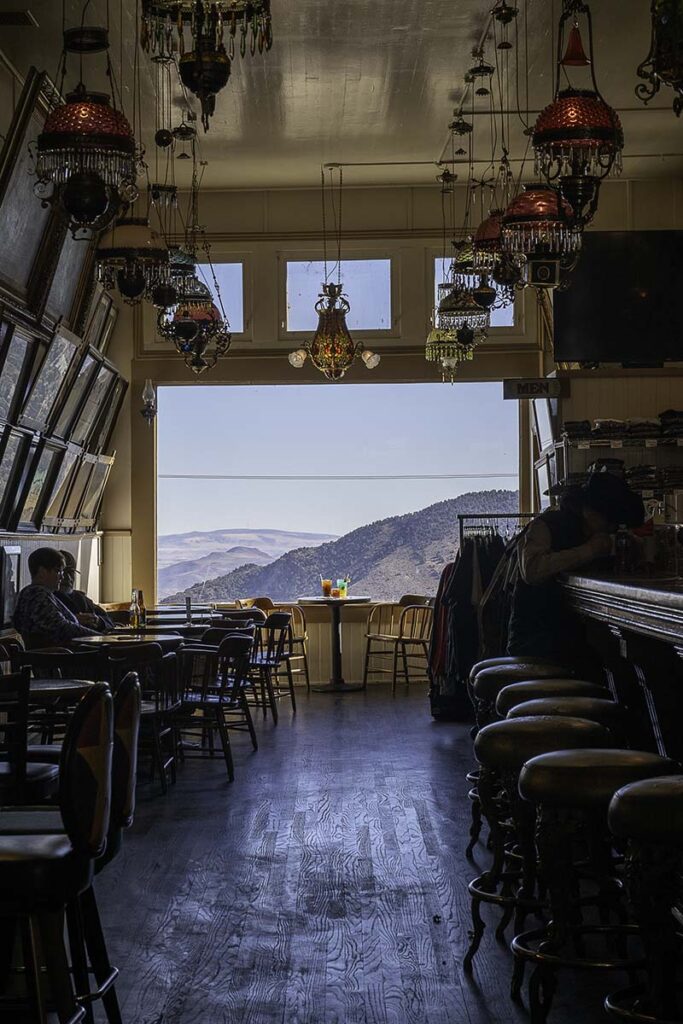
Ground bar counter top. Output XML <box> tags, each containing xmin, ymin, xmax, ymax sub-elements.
<box><xmin>561</xmin><ymin>572</ymin><xmax>683</xmax><ymax>647</ymax></box>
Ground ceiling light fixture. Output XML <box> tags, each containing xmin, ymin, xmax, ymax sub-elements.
<box><xmin>96</xmin><ymin>217</ymin><xmax>170</xmax><ymax>305</ymax></box>
<box><xmin>501</xmin><ymin>183</ymin><xmax>582</xmax><ymax>288</ymax></box>
<box><xmin>33</xmin><ymin>25</ymin><xmax>138</xmax><ymax>239</ymax></box>
<box><xmin>533</xmin><ymin>0</ymin><xmax>623</xmax><ymax>226</ymax></box>
<box><xmin>636</xmin><ymin>0</ymin><xmax>683</xmax><ymax>117</ymax></box>
<box><xmin>288</xmin><ymin>167</ymin><xmax>380</xmax><ymax>380</ymax></box>
<box><xmin>140</xmin><ymin>0</ymin><xmax>273</xmax><ymax>130</ymax></box>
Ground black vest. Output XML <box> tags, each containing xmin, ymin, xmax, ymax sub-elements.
<box><xmin>507</xmin><ymin>508</ymin><xmax>585</xmax><ymax>660</ymax></box>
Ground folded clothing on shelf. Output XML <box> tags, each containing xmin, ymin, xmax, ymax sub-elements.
<box><xmin>592</xmin><ymin>418</ymin><xmax>627</xmax><ymax>437</ymax></box>
<box><xmin>587</xmin><ymin>458</ymin><xmax>625</xmax><ymax>477</ymax></box>
<box><xmin>563</xmin><ymin>420</ymin><xmax>591</xmax><ymax>438</ymax></box>
<box><xmin>625</xmin><ymin>417</ymin><xmax>662</xmax><ymax>438</ymax></box>
<box><xmin>626</xmin><ymin>465</ymin><xmax>663</xmax><ymax>491</ymax></box>
<box><xmin>659</xmin><ymin>409</ymin><xmax>683</xmax><ymax>436</ymax></box>
<box><xmin>662</xmin><ymin>467</ymin><xmax>683</xmax><ymax>488</ymax></box>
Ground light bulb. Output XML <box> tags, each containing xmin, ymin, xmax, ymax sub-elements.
<box><xmin>362</xmin><ymin>350</ymin><xmax>381</xmax><ymax>369</ymax></box>
<box><xmin>288</xmin><ymin>348</ymin><xmax>308</xmax><ymax>368</ymax></box>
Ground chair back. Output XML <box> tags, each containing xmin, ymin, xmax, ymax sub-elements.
<box><xmin>399</xmin><ymin>604</ymin><xmax>433</xmax><ymax>641</ymax></box>
<box><xmin>274</xmin><ymin>604</ymin><xmax>307</xmax><ymax>638</ymax></box>
<box><xmin>0</xmin><ymin>667</ymin><xmax>30</xmax><ymax>798</ymax></box>
<box><xmin>398</xmin><ymin>594</ymin><xmax>429</xmax><ymax>607</ymax></box>
<box><xmin>111</xmin><ymin>672</ymin><xmax>141</xmax><ymax>830</ymax></box>
<box><xmin>108</xmin><ymin>641</ymin><xmax>163</xmax><ymax>686</ymax></box>
<box><xmin>217</xmin><ymin>607</ymin><xmax>266</xmax><ymax>625</ymax></box>
<box><xmin>251</xmin><ymin>597</ymin><xmax>275</xmax><ymax>613</ymax></box>
<box><xmin>200</xmin><ymin>625</ymin><xmax>256</xmax><ymax>646</ymax></box>
<box><xmin>216</xmin><ymin>635</ymin><xmax>253</xmax><ymax>699</ymax></box>
<box><xmin>17</xmin><ymin>647</ymin><xmax>106</xmax><ymax>682</ymax></box>
<box><xmin>16</xmin><ymin>647</ymin><xmax>72</xmax><ymax>678</ymax></box>
<box><xmin>0</xmin><ymin>639</ymin><xmax>23</xmax><ymax>670</ymax></box>
<box><xmin>59</xmin><ymin>683</ymin><xmax>113</xmax><ymax>858</ymax></box>
<box><xmin>253</xmin><ymin>612</ymin><xmax>292</xmax><ymax>666</ymax></box>
<box><xmin>366</xmin><ymin>603</ymin><xmax>398</xmax><ymax>637</ymax></box>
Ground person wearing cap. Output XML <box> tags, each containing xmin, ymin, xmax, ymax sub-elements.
<box><xmin>507</xmin><ymin>473</ymin><xmax>645</xmax><ymax>662</ymax></box>
<box><xmin>13</xmin><ymin>547</ymin><xmax>99</xmax><ymax>649</ymax></box>
<box><xmin>55</xmin><ymin>550</ymin><xmax>115</xmax><ymax>633</ymax></box>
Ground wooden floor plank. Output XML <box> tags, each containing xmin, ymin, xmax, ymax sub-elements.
<box><xmin>96</xmin><ymin>685</ymin><xmax>609</xmax><ymax>1024</ymax></box>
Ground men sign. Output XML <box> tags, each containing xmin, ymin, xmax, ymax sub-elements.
<box><xmin>502</xmin><ymin>378</ymin><xmax>569</xmax><ymax>400</ymax></box>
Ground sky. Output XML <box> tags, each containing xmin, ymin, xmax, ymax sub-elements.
<box><xmin>157</xmin><ymin>382</ymin><xmax>519</xmax><ymax>537</ymax></box>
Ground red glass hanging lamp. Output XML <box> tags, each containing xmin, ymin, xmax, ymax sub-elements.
<box><xmin>532</xmin><ymin>0</ymin><xmax>623</xmax><ymax>226</ymax></box>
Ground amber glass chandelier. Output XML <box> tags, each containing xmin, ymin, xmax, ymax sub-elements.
<box><xmin>533</xmin><ymin>0</ymin><xmax>623</xmax><ymax>226</ymax></box>
<box><xmin>141</xmin><ymin>0</ymin><xmax>273</xmax><ymax>130</ymax></box>
<box><xmin>288</xmin><ymin>168</ymin><xmax>379</xmax><ymax>381</ymax></box>
<box><xmin>33</xmin><ymin>25</ymin><xmax>138</xmax><ymax>239</ymax></box>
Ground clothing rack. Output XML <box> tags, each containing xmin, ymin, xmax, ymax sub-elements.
<box><xmin>457</xmin><ymin>513</ymin><xmax>535</xmax><ymax>548</ymax></box>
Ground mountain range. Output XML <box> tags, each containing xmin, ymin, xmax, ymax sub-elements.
<box><xmin>161</xmin><ymin>489</ymin><xmax>519</xmax><ymax>604</ymax></box>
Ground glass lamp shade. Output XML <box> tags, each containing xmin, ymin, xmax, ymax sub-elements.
<box><xmin>96</xmin><ymin>217</ymin><xmax>169</xmax><ymax>304</ymax></box>
<box><xmin>141</xmin><ymin>0</ymin><xmax>273</xmax><ymax>62</ymax></box>
<box><xmin>425</xmin><ymin>328</ymin><xmax>477</xmax><ymax>381</ymax></box>
<box><xmin>501</xmin><ymin>184</ymin><xmax>582</xmax><ymax>256</ymax></box>
<box><xmin>34</xmin><ymin>86</ymin><xmax>137</xmax><ymax>235</ymax></box>
<box><xmin>304</xmin><ymin>283</ymin><xmax>360</xmax><ymax>381</ymax></box>
<box><xmin>473</xmin><ymin>210</ymin><xmax>504</xmax><ymax>269</ymax></box>
<box><xmin>435</xmin><ymin>285</ymin><xmax>490</xmax><ymax>334</ymax></box>
<box><xmin>288</xmin><ymin>348</ymin><xmax>308</xmax><ymax>368</ymax></box>
<box><xmin>157</xmin><ymin>273</ymin><xmax>231</xmax><ymax>370</ymax></box>
<box><xmin>361</xmin><ymin>350</ymin><xmax>381</xmax><ymax>369</ymax></box>
<box><xmin>178</xmin><ymin>48</ymin><xmax>231</xmax><ymax>131</ymax></box>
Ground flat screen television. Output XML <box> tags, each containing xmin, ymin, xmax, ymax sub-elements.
<box><xmin>553</xmin><ymin>231</ymin><xmax>683</xmax><ymax>365</ymax></box>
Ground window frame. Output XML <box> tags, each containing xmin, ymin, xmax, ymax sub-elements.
<box><xmin>278</xmin><ymin>250</ymin><xmax>400</xmax><ymax>341</ymax></box>
<box><xmin>194</xmin><ymin>256</ymin><xmax>251</xmax><ymax>342</ymax></box>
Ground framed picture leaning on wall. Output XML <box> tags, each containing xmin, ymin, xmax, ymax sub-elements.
<box><xmin>0</xmin><ymin>424</ymin><xmax>33</xmax><ymax>530</ymax></box>
<box><xmin>0</xmin><ymin>545</ymin><xmax>21</xmax><ymax>629</ymax></box>
<box><xmin>0</xmin><ymin>69</ymin><xmax>55</xmax><ymax>310</ymax></box>
<box><xmin>0</xmin><ymin>320</ymin><xmax>36</xmax><ymax>425</ymax></box>
<box><xmin>18</xmin><ymin>323</ymin><xmax>81</xmax><ymax>433</ymax></box>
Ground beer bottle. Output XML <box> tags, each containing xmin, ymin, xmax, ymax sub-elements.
<box><xmin>129</xmin><ymin>588</ymin><xmax>140</xmax><ymax>629</ymax></box>
<box><xmin>137</xmin><ymin>589</ymin><xmax>147</xmax><ymax>627</ymax></box>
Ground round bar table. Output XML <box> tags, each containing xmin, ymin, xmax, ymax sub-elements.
<box><xmin>29</xmin><ymin>678</ymin><xmax>94</xmax><ymax>703</ymax></box>
<box><xmin>298</xmin><ymin>596</ymin><xmax>371</xmax><ymax>693</ymax></box>
<box><xmin>74</xmin><ymin>633</ymin><xmax>183</xmax><ymax>652</ymax></box>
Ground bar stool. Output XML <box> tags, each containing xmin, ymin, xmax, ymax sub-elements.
<box><xmin>465</xmin><ymin>714</ymin><xmax>612</xmax><ymax>976</ymax></box>
<box><xmin>508</xmin><ymin>697</ymin><xmax>630</xmax><ymax>746</ymax></box>
<box><xmin>466</xmin><ymin>660</ymin><xmax>577</xmax><ymax>858</ymax></box>
<box><xmin>496</xmin><ymin>679</ymin><xmax>608</xmax><ymax>718</ymax></box>
<box><xmin>606</xmin><ymin>775</ymin><xmax>683</xmax><ymax>1023</ymax></box>
<box><xmin>514</xmin><ymin>749</ymin><xmax>678</xmax><ymax>1024</ymax></box>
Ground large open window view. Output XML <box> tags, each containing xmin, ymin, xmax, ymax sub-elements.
<box><xmin>157</xmin><ymin>382</ymin><xmax>519</xmax><ymax>603</ymax></box>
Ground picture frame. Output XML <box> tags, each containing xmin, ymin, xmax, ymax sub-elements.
<box><xmin>52</xmin><ymin>348</ymin><xmax>100</xmax><ymax>441</ymax></box>
<box><xmin>77</xmin><ymin>453</ymin><xmax>114</xmax><ymax>528</ymax></box>
<box><xmin>42</xmin><ymin>227</ymin><xmax>93</xmax><ymax>330</ymax></box>
<box><xmin>10</xmin><ymin>437</ymin><xmax>62</xmax><ymax>532</ymax></box>
<box><xmin>69</xmin><ymin>359</ymin><xmax>116</xmax><ymax>449</ymax></box>
<box><xmin>59</xmin><ymin>453</ymin><xmax>97</xmax><ymax>529</ymax></box>
<box><xmin>0</xmin><ymin>425</ymin><xmax>32</xmax><ymax>529</ymax></box>
<box><xmin>90</xmin><ymin>375</ymin><xmax>127</xmax><ymax>454</ymax></box>
<box><xmin>0</xmin><ymin>544</ymin><xmax>21</xmax><ymax>629</ymax></box>
<box><xmin>18</xmin><ymin>323</ymin><xmax>81</xmax><ymax>433</ymax></box>
<box><xmin>0</xmin><ymin>321</ymin><xmax>37</xmax><ymax>424</ymax></box>
<box><xmin>41</xmin><ymin>444</ymin><xmax>81</xmax><ymax>530</ymax></box>
<box><xmin>0</xmin><ymin>68</ymin><xmax>55</xmax><ymax>310</ymax></box>
<box><xmin>83</xmin><ymin>285</ymin><xmax>113</xmax><ymax>349</ymax></box>
<box><xmin>97</xmin><ymin>300</ymin><xmax>118</xmax><ymax>356</ymax></box>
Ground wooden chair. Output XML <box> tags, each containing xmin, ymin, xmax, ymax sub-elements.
<box><xmin>250</xmin><ymin>597</ymin><xmax>275</xmax><ymax>614</ymax></box>
<box><xmin>0</xmin><ymin>682</ymin><xmax>113</xmax><ymax>1024</ymax></box>
<box><xmin>108</xmin><ymin>643</ymin><xmax>178</xmax><ymax>794</ymax></box>
<box><xmin>363</xmin><ymin>604</ymin><xmax>434</xmax><ymax>693</ymax></box>
<box><xmin>213</xmin><ymin>608</ymin><xmax>267</xmax><ymax>626</ymax></box>
<box><xmin>398</xmin><ymin>594</ymin><xmax>430</xmax><ymax>606</ymax></box>
<box><xmin>173</xmin><ymin>635</ymin><xmax>256</xmax><ymax>781</ymax></box>
<box><xmin>273</xmin><ymin>604</ymin><xmax>310</xmax><ymax>691</ymax></box>
<box><xmin>0</xmin><ymin>668</ymin><xmax>59</xmax><ymax>806</ymax></box>
<box><xmin>248</xmin><ymin>613</ymin><xmax>294</xmax><ymax>724</ymax></box>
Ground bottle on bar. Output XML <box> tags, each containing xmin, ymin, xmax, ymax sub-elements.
<box><xmin>129</xmin><ymin>588</ymin><xmax>141</xmax><ymax>629</ymax></box>
<box><xmin>137</xmin><ymin>589</ymin><xmax>147</xmax><ymax>627</ymax></box>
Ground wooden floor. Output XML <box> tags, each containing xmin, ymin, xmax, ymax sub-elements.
<box><xmin>97</xmin><ymin>686</ymin><xmax>609</xmax><ymax>1024</ymax></box>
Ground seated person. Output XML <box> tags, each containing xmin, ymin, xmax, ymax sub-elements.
<box><xmin>13</xmin><ymin>547</ymin><xmax>99</xmax><ymax>649</ymax></box>
<box><xmin>507</xmin><ymin>473</ymin><xmax>644</xmax><ymax>663</ymax></box>
<box><xmin>55</xmin><ymin>550</ymin><xmax>115</xmax><ymax>632</ymax></box>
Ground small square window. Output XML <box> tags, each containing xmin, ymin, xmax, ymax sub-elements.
<box><xmin>200</xmin><ymin>263</ymin><xmax>244</xmax><ymax>334</ymax></box>
<box><xmin>286</xmin><ymin>259</ymin><xmax>391</xmax><ymax>332</ymax></box>
<box><xmin>433</xmin><ymin>257</ymin><xmax>514</xmax><ymax>329</ymax></box>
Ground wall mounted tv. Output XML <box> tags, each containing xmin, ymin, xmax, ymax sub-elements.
<box><xmin>553</xmin><ymin>231</ymin><xmax>683</xmax><ymax>365</ymax></box>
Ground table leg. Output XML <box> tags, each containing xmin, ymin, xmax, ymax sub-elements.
<box><xmin>312</xmin><ymin>603</ymin><xmax>364</xmax><ymax>693</ymax></box>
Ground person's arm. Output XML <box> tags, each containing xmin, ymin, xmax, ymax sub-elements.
<box><xmin>83</xmin><ymin>594</ymin><xmax>115</xmax><ymax>631</ymax></box>
<box><xmin>35</xmin><ymin>590</ymin><xmax>99</xmax><ymax>644</ymax></box>
<box><xmin>519</xmin><ymin>520</ymin><xmax>611</xmax><ymax>586</ymax></box>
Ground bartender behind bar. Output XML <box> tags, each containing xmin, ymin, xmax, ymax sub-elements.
<box><xmin>507</xmin><ymin>473</ymin><xmax>645</xmax><ymax>662</ymax></box>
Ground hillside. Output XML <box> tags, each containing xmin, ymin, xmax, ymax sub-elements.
<box><xmin>158</xmin><ymin>546</ymin><xmax>274</xmax><ymax>598</ymax></box>
<box><xmin>158</xmin><ymin>528</ymin><xmax>337</xmax><ymax>569</ymax></box>
<box><xmin>162</xmin><ymin>489</ymin><xmax>518</xmax><ymax>604</ymax></box>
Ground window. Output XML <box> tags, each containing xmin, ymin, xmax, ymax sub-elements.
<box><xmin>433</xmin><ymin>257</ymin><xmax>515</xmax><ymax>329</ymax></box>
<box><xmin>286</xmin><ymin>259</ymin><xmax>391</xmax><ymax>332</ymax></box>
<box><xmin>156</xmin><ymin>383</ymin><xmax>518</xmax><ymax>602</ymax></box>
<box><xmin>198</xmin><ymin>262</ymin><xmax>244</xmax><ymax>334</ymax></box>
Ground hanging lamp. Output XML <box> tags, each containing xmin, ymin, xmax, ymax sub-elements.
<box><xmin>157</xmin><ymin>273</ymin><xmax>232</xmax><ymax>374</ymax></box>
<box><xmin>636</xmin><ymin>0</ymin><xmax>683</xmax><ymax>117</ymax></box>
<box><xmin>140</xmin><ymin>0</ymin><xmax>273</xmax><ymax>131</ymax></box>
<box><xmin>533</xmin><ymin>0</ymin><xmax>623</xmax><ymax>226</ymax></box>
<box><xmin>288</xmin><ymin>168</ymin><xmax>380</xmax><ymax>380</ymax></box>
<box><xmin>33</xmin><ymin>27</ymin><xmax>138</xmax><ymax>239</ymax></box>
<box><xmin>95</xmin><ymin>217</ymin><xmax>170</xmax><ymax>305</ymax></box>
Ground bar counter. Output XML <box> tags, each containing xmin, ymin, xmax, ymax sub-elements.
<box><xmin>560</xmin><ymin>573</ymin><xmax>683</xmax><ymax>758</ymax></box>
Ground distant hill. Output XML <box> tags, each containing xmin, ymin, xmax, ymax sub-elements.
<box><xmin>162</xmin><ymin>489</ymin><xmax>519</xmax><ymax>604</ymax></box>
<box><xmin>158</xmin><ymin>546</ymin><xmax>274</xmax><ymax>599</ymax></box>
<box><xmin>158</xmin><ymin>528</ymin><xmax>338</xmax><ymax>570</ymax></box>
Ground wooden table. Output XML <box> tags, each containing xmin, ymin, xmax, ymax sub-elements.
<box><xmin>74</xmin><ymin>633</ymin><xmax>184</xmax><ymax>652</ymax></box>
<box><xmin>29</xmin><ymin>678</ymin><xmax>94</xmax><ymax>703</ymax></box>
<box><xmin>113</xmin><ymin>624</ymin><xmax>207</xmax><ymax>639</ymax></box>
<box><xmin>298</xmin><ymin>596</ymin><xmax>372</xmax><ymax>693</ymax></box>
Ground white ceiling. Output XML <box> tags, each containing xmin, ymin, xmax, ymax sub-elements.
<box><xmin>0</xmin><ymin>0</ymin><xmax>680</xmax><ymax>190</ymax></box>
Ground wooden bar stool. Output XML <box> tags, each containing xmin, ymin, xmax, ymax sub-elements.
<box><xmin>508</xmin><ymin>697</ymin><xmax>630</xmax><ymax>746</ymax></box>
<box><xmin>465</xmin><ymin>714</ymin><xmax>612</xmax><ymax>977</ymax></box>
<box><xmin>606</xmin><ymin>775</ymin><xmax>683</xmax><ymax>1023</ymax></box>
<box><xmin>496</xmin><ymin>679</ymin><xmax>609</xmax><ymax>718</ymax></box>
<box><xmin>514</xmin><ymin>749</ymin><xmax>678</xmax><ymax>1024</ymax></box>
